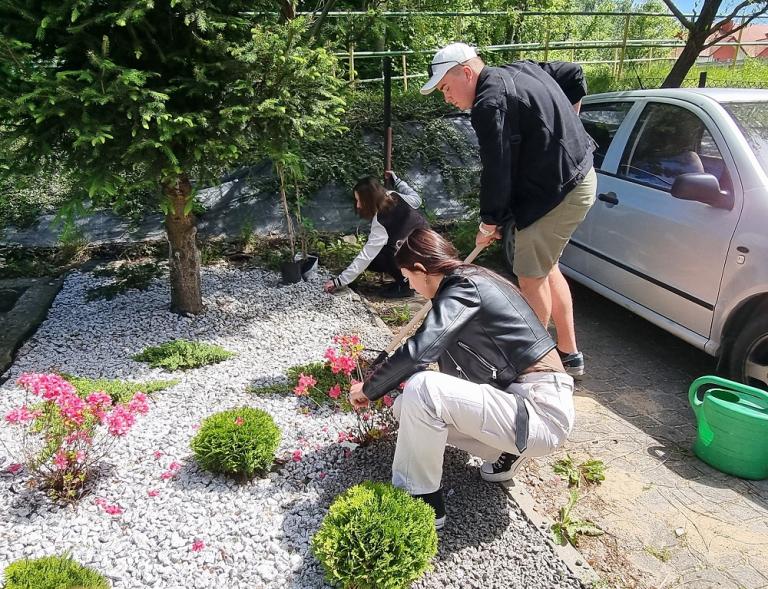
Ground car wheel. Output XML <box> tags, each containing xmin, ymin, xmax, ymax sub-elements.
<box><xmin>502</xmin><ymin>223</ymin><xmax>516</xmax><ymax>275</ymax></box>
<box><xmin>727</xmin><ymin>311</ymin><xmax>768</xmax><ymax>391</ymax></box>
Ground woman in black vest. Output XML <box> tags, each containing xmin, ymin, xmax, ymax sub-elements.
<box><xmin>323</xmin><ymin>171</ymin><xmax>428</xmax><ymax>299</ymax></box>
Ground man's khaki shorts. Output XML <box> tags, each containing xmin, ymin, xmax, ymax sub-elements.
<box><xmin>513</xmin><ymin>167</ymin><xmax>597</xmax><ymax>278</ymax></box>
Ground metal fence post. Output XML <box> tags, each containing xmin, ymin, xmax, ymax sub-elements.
<box><xmin>648</xmin><ymin>46</ymin><xmax>653</xmax><ymax>71</ymax></box>
<box><xmin>349</xmin><ymin>44</ymin><xmax>356</xmax><ymax>86</ymax></box>
<box><xmin>698</xmin><ymin>71</ymin><xmax>707</xmax><ymax>87</ymax></box>
<box><xmin>617</xmin><ymin>14</ymin><xmax>630</xmax><ymax>80</ymax></box>
<box><xmin>402</xmin><ymin>54</ymin><xmax>408</xmax><ymax>92</ymax></box>
<box><xmin>544</xmin><ymin>22</ymin><xmax>551</xmax><ymax>62</ymax></box>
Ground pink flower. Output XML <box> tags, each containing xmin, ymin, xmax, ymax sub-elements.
<box><xmin>5</xmin><ymin>463</ymin><xmax>23</xmax><ymax>475</ymax></box>
<box><xmin>234</xmin><ymin>416</ymin><xmax>244</xmax><ymax>426</ymax></box>
<box><xmin>127</xmin><ymin>392</ymin><xmax>150</xmax><ymax>415</ymax></box>
<box><xmin>104</xmin><ymin>405</ymin><xmax>135</xmax><ymax>436</ymax></box>
<box><xmin>4</xmin><ymin>406</ymin><xmax>42</xmax><ymax>424</ymax></box>
<box><xmin>55</xmin><ymin>392</ymin><xmax>87</xmax><ymax>425</ymax></box>
<box><xmin>318</xmin><ymin>471</ymin><xmax>327</xmax><ymax>480</ymax></box>
<box><xmin>147</xmin><ymin>489</ymin><xmax>160</xmax><ymax>498</ymax></box>
<box><xmin>17</xmin><ymin>373</ymin><xmax>75</xmax><ymax>401</ymax></box>
<box><xmin>328</xmin><ymin>385</ymin><xmax>342</xmax><ymax>399</ymax></box>
<box><xmin>53</xmin><ymin>451</ymin><xmax>69</xmax><ymax>470</ymax></box>
<box><xmin>362</xmin><ymin>412</ymin><xmax>371</xmax><ymax>421</ymax></box>
<box><xmin>191</xmin><ymin>539</ymin><xmax>205</xmax><ymax>552</ymax></box>
<box><xmin>65</xmin><ymin>431</ymin><xmax>92</xmax><ymax>445</ymax></box>
<box><xmin>104</xmin><ymin>504</ymin><xmax>123</xmax><ymax>515</ymax></box>
<box><xmin>153</xmin><ymin>450</ymin><xmax>164</xmax><ymax>460</ymax></box>
<box><xmin>337</xmin><ymin>431</ymin><xmax>349</xmax><ymax>443</ymax></box>
<box><xmin>381</xmin><ymin>395</ymin><xmax>394</xmax><ymax>408</ymax></box>
<box><xmin>74</xmin><ymin>451</ymin><xmax>86</xmax><ymax>463</ymax></box>
<box><xmin>292</xmin><ymin>450</ymin><xmax>302</xmax><ymax>462</ymax></box>
<box><xmin>192</xmin><ymin>423</ymin><xmax>200</xmax><ymax>431</ymax></box>
<box><xmin>168</xmin><ymin>461</ymin><xmax>182</xmax><ymax>472</ymax></box>
<box><xmin>85</xmin><ymin>391</ymin><xmax>112</xmax><ymax>409</ymax></box>
<box><xmin>324</xmin><ymin>348</ymin><xmax>338</xmax><ymax>362</ymax></box>
<box><xmin>160</xmin><ymin>471</ymin><xmax>175</xmax><ymax>480</ymax></box>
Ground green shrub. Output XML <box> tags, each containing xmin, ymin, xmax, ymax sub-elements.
<box><xmin>62</xmin><ymin>374</ymin><xmax>178</xmax><ymax>404</ymax></box>
<box><xmin>312</xmin><ymin>482</ymin><xmax>438</xmax><ymax>589</ymax></box>
<box><xmin>3</xmin><ymin>554</ymin><xmax>109</xmax><ymax>589</ymax></box>
<box><xmin>191</xmin><ymin>407</ymin><xmax>281</xmax><ymax>478</ymax></box>
<box><xmin>133</xmin><ymin>340</ymin><xmax>234</xmax><ymax>371</ymax></box>
<box><xmin>246</xmin><ymin>382</ymin><xmax>293</xmax><ymax>396</ymax></box>
<box><xmin>287</xmin><ymin>361</ymin><xmax>350</xmax><ymax>409</ymax></box>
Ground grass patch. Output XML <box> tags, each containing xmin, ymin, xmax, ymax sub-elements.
<box><xmin>247</xmin><ymin>382</ymin><xmax>293</xmax><ymax>395</ymax></box>
<box><xmin>2</xmin><ymin>554</ymin><xmax>109</xmax><ymax>589</ymax></box>
<box><xmin>380</xmin><ymin>303</ymin><xmax>412</xmax><ymax>327</ymax></box>
<box><xmin>133</xmin><ymin>340</ymin><xmax>235</xmax><ymax>371</ymax></box>
<box><xmin>644</xmin><ymin>545</ymin><xmax>672</xmax><ymax>562</ymax></box>
<box><xmin>62</xmin><ymin>374</ymin><xmax>179</xmax><ymax>403</ymax></box>
<box><xmin>87</xmin><ymin>261</ymin><xmax>164</xmax><ymax>301</ymax></box>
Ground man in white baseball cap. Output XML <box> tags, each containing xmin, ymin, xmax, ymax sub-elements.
<box><xmin>420</xmin><ymin>42</ymin><xmax>478</xmax><ymax>97</ymax></box>
<box><xmin>420</xmin><ymin>42</ymin><xmax>597</xmax><ymax>385</ymax></box>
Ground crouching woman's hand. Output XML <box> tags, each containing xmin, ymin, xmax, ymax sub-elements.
<box><xmin>349</xmin><ymin>381</ymin><xmax>370</xmax><ymax>410</ymax></box>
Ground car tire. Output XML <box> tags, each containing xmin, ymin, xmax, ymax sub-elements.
<box><xmin>502</xmin><ymin>222</ymin><xmax>516</xmax><ymax>276</ymax></box>
<box><xmin>727</xmin><ymin>310</ymin><xmax>768</xmax><ymax>391</ymax></box>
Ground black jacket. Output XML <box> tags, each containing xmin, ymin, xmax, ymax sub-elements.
<box><xmin>363</xmin><ymin>267</ymin><xmax>555</xmax><ymax>400</ymax></box>
<box><xmin>471</xmin><ymin>60</ymin><xmax>595</xmax><ymax>230</ymax></box>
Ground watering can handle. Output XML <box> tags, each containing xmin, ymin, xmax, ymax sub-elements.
<box><xmin>688</xmin><ymin>375</ymin><xmax>768</xmax><ymax>415</ymax></box>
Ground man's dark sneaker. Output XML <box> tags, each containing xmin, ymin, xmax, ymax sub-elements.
<box><xmin>557</xmin><ymin>348</ymin><xmax>585</xmax><ymax>378</ymax></box>
<box><xmin>412</xmin><ymin>489</ymin><xmax>446</xmax><ymax>529</ymax></box>
<box><xmin>378</xmin><ymin>281</ymin><xmax>414</xmax><ymax>299</ymax></box>
<box><xmin>480</xmin><ymin>452</ymin><xmax>528</xmax><ymax>483</ymax></box>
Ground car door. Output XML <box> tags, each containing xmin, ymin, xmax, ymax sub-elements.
<box><xmin>561</xmin><ymin>100</ymin><xmax>636</xmax><ymax>276</ymax></box>
<box><xmin>575</xmin><ymin>99</ymin><xmax>741</xmax><ymax>338</ymax></box>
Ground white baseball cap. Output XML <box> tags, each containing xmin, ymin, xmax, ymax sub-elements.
<box><xmin>420</xmin><ymin>42</ymin><xmax>478</xmax><ymax>95</ymax></box>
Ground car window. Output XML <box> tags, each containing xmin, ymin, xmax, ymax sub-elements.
<box><xmin>619</xmin><ymin>103</ymin><xmax>731</xmax><ymax>192</ymax></box>
<box><xmin>724</xmin><ymin>101</ymin><xmax>768</xmax><ymax>177</ymax></box>
<box><xmin>579</xmin><ymin>102</ymin><xmax>633</xmax><ymax>169</ymax></box>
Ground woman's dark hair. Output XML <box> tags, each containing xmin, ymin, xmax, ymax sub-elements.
<box><xmin>395</xmin><ymin>227</ymin><xmax>518</xmax><ymax>289</ymax></box>
<box><xmin>353</xmin><ymin>176</ymin><xmax>395</xmax><ymax>220</ymax></box>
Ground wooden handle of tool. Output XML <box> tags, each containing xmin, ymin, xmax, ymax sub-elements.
<box><xmin>384</xmin><ymin>243</ymin><xmax>486</xmax><ymax>354</ymax></box>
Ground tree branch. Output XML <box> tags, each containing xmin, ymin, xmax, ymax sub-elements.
<box><xmin>711</xmin><ymin>0</ymin><xmax>762</xmax><ymax>33</ymax></box>
<box><xmin>661</xmin><ymin>0</ymin><xmax>693</xmax><ymax>29</ymax></box>
<box><xmin>705</xmin><ymin>2</ymin><xmax>768</xmax><ymax>47</ymax></box>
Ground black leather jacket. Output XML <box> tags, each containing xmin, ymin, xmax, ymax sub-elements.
<box><xmin>363</xmin><ymin>267</ymin><xmax>555</xmax><ymax>401</ymax></box>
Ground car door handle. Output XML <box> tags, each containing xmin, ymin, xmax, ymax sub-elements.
<box><xmin>598</xmin><ymin>192</ymin><xmax>619</xmax><ymax>205</ymax></box>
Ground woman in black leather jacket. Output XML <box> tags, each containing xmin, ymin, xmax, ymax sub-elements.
<box><xmin>348</xmin><ymin>228</ymin><xmax>574</xmax><ymax>529</ymax></box>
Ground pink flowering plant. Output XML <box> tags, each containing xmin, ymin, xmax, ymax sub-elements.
<box><xmin>288</xmin><ymin>335</ymin><xmax>396</xmax><ymax>446</ymax></box>
<box><xmin>2</xmin><ymin>373</ymin><xmax>150</xmax><ymax>501</ymax></box>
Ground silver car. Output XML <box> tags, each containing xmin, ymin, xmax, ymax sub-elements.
<box><xmin>503</xmin><ymin>89</ymin><xmax>768</xmax><ymax>389</ymax></box>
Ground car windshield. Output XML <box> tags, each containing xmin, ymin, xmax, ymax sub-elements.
<box><xmin>724</xmin><ymin>101</ymin><xmax>768</xmax><ymax>176</ymax></box>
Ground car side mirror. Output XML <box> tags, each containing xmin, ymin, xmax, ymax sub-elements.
<box><xmin>671</xmin><ymin>173</ymin><xmax>734</xmax><ymax>210</ymax></box>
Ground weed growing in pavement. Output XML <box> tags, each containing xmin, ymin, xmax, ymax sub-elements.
<box><xmin>554</xmin><ymin>454</ymin><xmax>606</xmax><ymax>487</ymax></box>
<box><xmin>551</xmin><ymin>489</ymin><xmax>604</xmax><ymax>547</ymax></box>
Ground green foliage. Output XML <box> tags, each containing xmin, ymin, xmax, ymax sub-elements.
<box><xmin>554</xmin><ymin>454</ymin><xmax>606</xmax><ymax>487</ymax></box>
<box><xmin>62</xmin><ymin>374</ymin><xmax>178</xmax><ymax>404</ymax></box>
<box><xmin>247</xmin><ymin>382</ymin><xmax>293</xmax><ymax>396</ymax></box>
<box><xmin>312</xmin><ymin>482</ymin><xmax>438</xmax><ymax>589</ymax></box>
<box><xmin>86</xmin><ymin>262</ymin><xmax>164</xmax><ymax>301</ymax></box>
<box><xmin>3</xmin><ymin>554</ymin><xmax>109</xmax><ymax>589</ymax></box>
<box><xmin>644</xmin><ymin>545</ymin><xmax>671</xmax><ymax>562</ymax></box>
<box><xmin>310</xmin><ymin>234</ymin><xmax>366</xmax><ymax>275</ymax></box>
<box><xmin>287</xmin><ymin>362</ymin><xmax>351</xmax><ymax>409</ymax></box>
<box><xmin>133</xmin><ymin>340</ymin><xmax>234</xmax><ymax>371</ymax></box>
<box><xmin>191</xmin><ymin>407</ymin><xmax>281</xmax><ymax>478</ymax></box>
<box><xmin>551</xmin><ymin>489</ymin><xmax>604</xmax><ymax>546</ymax></box>
<box><xmin>380</xmin><ymin>303</ymin><xmax>412</xmax><ymax>327</ymax></box>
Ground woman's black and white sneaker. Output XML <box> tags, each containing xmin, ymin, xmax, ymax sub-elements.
<box><xmin>557</xmin><ymin>349</ymin><xmax>585</xmax><ymax>378</ymax></box>
<box><xmin>412</xmin><ymin>489</ymin><xmax>446</xmax><ymax>530</ymax></box>
<box><xmin>480</xmin><ymin>452</ymin><xmax>528</xmax><ymax>483</ymax></box>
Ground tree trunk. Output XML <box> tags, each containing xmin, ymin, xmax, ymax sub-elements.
<box><xmin>163</xmin><ymin>174</ymin><xmax>203</xmax><ymax>315</ymax></box>
<box><xmin>661</xmin><ymin>32</ymin><xmax>707</xmax><ymax>88</ymax></box>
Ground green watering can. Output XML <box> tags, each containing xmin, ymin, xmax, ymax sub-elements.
<box><xmin>689</xmin><ymin>375</ymin><xmax>768</xmax><ymax>480</ymax></box>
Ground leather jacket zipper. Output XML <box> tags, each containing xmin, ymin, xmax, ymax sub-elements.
<box><xmin>457</xmin><ymin>341</ymin><xmax>498</xmax><ymax>380</ymax></box>
<box><xmin>445</xmin><ymin>350</ymin><xmax>469</xmax><ymax>380</ymax></box>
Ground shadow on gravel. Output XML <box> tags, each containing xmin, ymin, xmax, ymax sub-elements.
<box><xmin>273</xmin><ymin>437</ymin><xmax>513</xmax><ymax>588</ymax></box>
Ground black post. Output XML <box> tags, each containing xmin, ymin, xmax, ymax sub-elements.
<box><xmin>383</xmin><ymin>56</ymin><xmax>393</xmax><ymax>188</ymax></box>
<box><xmin>698</xmin><ymin>71</ymin><xmax>707</xmax><ymax>88</ymax></box>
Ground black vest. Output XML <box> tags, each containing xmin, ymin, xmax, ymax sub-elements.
<box><xmin>377</xmin><ymin>193</ymin><xmax>428</xmax><ymax>247</ymax></box>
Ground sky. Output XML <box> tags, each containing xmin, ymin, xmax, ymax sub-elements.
<box><xmin>666</xmin><ymin>0</ymin><xmax>768</xmax><ymax>16</ymax></box>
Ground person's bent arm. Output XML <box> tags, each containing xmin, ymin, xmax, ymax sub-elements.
<box><xmin>472</xmin><ymin>105</ymin><xmax>515</xmax><ymax>228</ymax></box>
<box><xmin>538</xmin><ymin>61</ymin><xmax>588</xmax><ymax>106</ymax></box>
<box><xmin>387</xmin><ymin>171</ymin><xmax>422</xmax><ymax>208</ymax></box>
<box><xmin>363</xmin><ymin>278</ymin><xmax>481</xmax><ymax>400</ymax></box>
<box><xmin>332</xmin><ymin>219</ymin><xmax>388</xmax><ymax>289</ymax></box>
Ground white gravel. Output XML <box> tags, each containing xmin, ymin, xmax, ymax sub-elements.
<box><xmin>0</xmin><ymin>265</ymin><xmax>584</xmax><ymax>589</ymax></box>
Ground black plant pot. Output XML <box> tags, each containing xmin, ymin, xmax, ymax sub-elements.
<box><xmin>280</xmin><ymin>260</ymin><xmax>303</xmax><ymax>284</ymax></box>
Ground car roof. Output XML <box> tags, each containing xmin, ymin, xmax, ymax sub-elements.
<box><xmin>584</xmin><ymin>88</ymin><xmax>768</xmax><ymax>106</ymax></box>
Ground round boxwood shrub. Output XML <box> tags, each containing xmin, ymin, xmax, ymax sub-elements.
<box><xmin>191</xmin><ymin>407</ymin><xmax>281</xmax><ymax>478</ymax></box>
<box><xmin>312</xmin><ymin>482</ymin><xmax>439</xmax><ymax>589</ymax></box>
<box><xmin>3</xmin><ymin>554</ymin><xmax>109</xmax><ymax>589</ymax></box>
